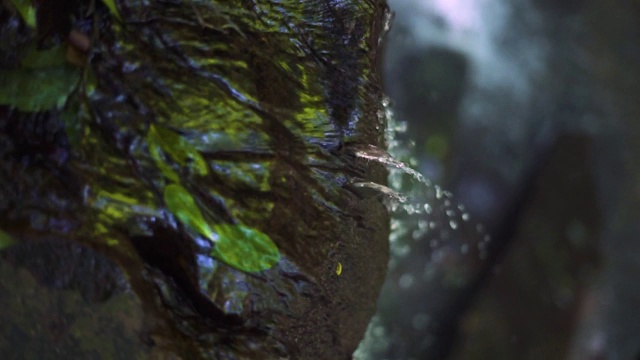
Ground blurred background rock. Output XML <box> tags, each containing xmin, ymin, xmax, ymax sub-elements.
<box><xmin>357</xmin><ymin>0</ymin><xmax>640</xmax><ymax>359</ymax></box>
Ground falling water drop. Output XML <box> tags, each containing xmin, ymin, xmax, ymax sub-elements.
<box><xmin>449</xmin><ymin>220</ymin><xmax>458</xmax><ymax>230</ymax></box>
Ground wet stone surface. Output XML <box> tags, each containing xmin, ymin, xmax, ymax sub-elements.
<box><xmin>0</xmin><ymin>1</ymin><xmax>391</xmax><ymax>358</ymax></box>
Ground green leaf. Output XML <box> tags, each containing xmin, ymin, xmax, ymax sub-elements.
<box><xmin>9</xmin><ymin>0</ymin><xmax>36</xmax><ymax>28</ymax></box>
<box><xmin>211</xmin><ymin>224</ymin><xmax>280</xmax><ymax>272</ymax></box>
<box><xmin>0</xmin><ymin>65</ymin><xmax>80</xmax><ymax>111</ymax></box>
<box><xmin>148</xmin><ymin>130</ymin><xmax>180</xmax><ymax>182</ymax></box>
<box><xmin>163</xmin><ymin>184</ymin><xmax>279</xmax><ymax>272</ymax></box>
<box><xmin>163</xmin><ymin>184</ymin><xmax>214</xmax><ymax>239</ymax></box>
<box><xmin>21</xmin><ymin>45</ymin><xmax>67</xmax><ymax>69</ymax></box>
<box><xmin>0</xmin><ymin>44</ymin><xmax>80</xmax><ymax>111</ymax></box>
<box><xmin>100</xmin><ymin>0</ymin><xmax>122</xmax><ymax>21</ymax></box>
<box><xmin>147</xmin><ymin>124</ymin><xmax>209</xmax><ymax>180</ymax></box>
<box><xmin>0</xmin><ymin>229</ymin><xmax>17</xmax><ymax>250</ymax></box>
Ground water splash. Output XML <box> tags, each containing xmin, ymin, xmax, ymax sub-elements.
<box><xmin>354</xmin><ymin>97</ymin><xmax>491</xmax><ymax>360</ymax></box>
<box><xmin>349</xmin><ymin>97</ymin><xmax>488</xmax><ymax>254</ymax></box>
<box><xmin>346</xmin><ymin>140</ymin><xmax>464</xmax><ymax>220</ymax></box>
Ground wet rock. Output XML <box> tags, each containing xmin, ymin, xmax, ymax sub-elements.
<box><xmin>0</xmin><ymin>1</ymin><xmax>390</xmax><ymax>358</ymax></box>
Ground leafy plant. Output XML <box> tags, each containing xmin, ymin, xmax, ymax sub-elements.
<box><xmin>0</xmin><ymin>44</ymin><xmax>81</xmax><ymax>111</ymax></box>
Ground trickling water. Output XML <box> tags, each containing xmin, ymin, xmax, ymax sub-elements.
<box><xmin>354</xmin><ymin>97</ymin><xmax>490</xmax><ymax>360</ymax></box>
<box><xmin>350</xmin><ymin>144</ymin><xmax>432</xmax><ymax>187</ymax></box>
<box><xmin>351</xmin><ymin>181</ymin><xmax>408</xmax><ymax>204</ymax></box>
<box><xmin>346</xmin><ymin>99</ymin><xmax>484</xmax><ymax>244</ymax></box>
<box><xmin>348</xmin><ymin>142</ymin><xmax>468</xmax><ymax>220</ymax></box>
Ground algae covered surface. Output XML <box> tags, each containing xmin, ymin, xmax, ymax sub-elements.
<box><xmin>0</xmin><ymin>0</ymin><xmax>390</xmax><ymax>358</ymax></box>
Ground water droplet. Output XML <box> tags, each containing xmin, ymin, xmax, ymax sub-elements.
<box><xmin>461</xmin><ymin>244</ymin><xmax>469</xmax><ymax>254</ymax></box>
<box><xmin>429</xmin><ymin>239</ymin><xmax>439</xmax><ymax>248</ymax></box>
<box><xmin>462</xmin><ymin>213</ymin><xmax>470</xmax><ymax>221</ymax></box>
<box><xmin>393</xmin><ymin>244</ymin><xmax>411</xmax><ymax>257</ymax></box>
<box><xmin>399</xmin><ymin>273</ymin><xmax>415</xmax><ymax>289</ymax></box>
<box><xmin>412</xmin><ymin>313</ymin><xmax>431</xmax><ymax>330</ymax></box>
<box><xmin>394</xmin><ymin>121</ymin><xmax>407</xmax><ymax>133</ymax></box>
<box><xmin>390</xmin><ymin>219</ymin><xmax>402</xmax><ymax>231</ymax></box>
<box><xmin>431</xmin><ymin>249</ymin><xmax>445</xmax><ymax>262</ymax></box>
<box><xmin>388</xmin><ymin>257</ymin><xmax>398</xmax><ymax>271</ymax></box>
<box><xmin>373</xmin><ymin>325</ymin><xmax>385</xmax><ymax>337</ymax></box>
<box><xmin>423</xmin><ymin>264</ymin><xmax>436</xmax><ymax>280</ymax></box>
<box><xmin>403</xmin><ymin>204</ymin><xmax>414</xmax><ymax>214</ymax></box>
<box><xmin>449</xmin><ymin>220</ymin><xmax>458</xmax><ymax>230</ymax></box>
<box><xmin>424</xmin><ymin>203</ymin><xmax>432</xmax><ymax>214</ymax></box>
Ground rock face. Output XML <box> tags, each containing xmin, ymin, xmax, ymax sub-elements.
<box><xmin>0</xmin><ymin>1</ymin><xmax>390</xmax><ymax>358</ymax></box>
